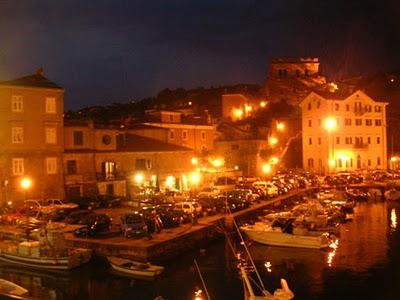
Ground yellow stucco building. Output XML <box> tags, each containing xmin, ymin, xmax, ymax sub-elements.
<box><xmin>300</xmin><ymin>90</ymin><xmax>388</xmax><ymax>173</ymax></box>
<box><xmin>0</xmin><ymin>69</ymin><xmax>64</xmax><ymax>204</ymax></box>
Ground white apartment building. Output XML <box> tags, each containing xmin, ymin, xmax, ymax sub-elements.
<box><xmin>300</xmin><ymin>90</ymin><xmax>388</xmax><ymax>173</ymax></box>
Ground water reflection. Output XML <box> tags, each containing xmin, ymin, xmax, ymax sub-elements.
<box><xmin>390</xmin><ymin>208</ymin><xmax>397</xmax><ymax>230</ymax></box>
<box><xmin>0</xmin><ymin>202</ymin><xmax>398</xmax><ymax>300</ymax></box>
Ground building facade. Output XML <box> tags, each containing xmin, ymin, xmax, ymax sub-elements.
<box><xmin>266</xmin><ymin>58</ymin><xmax>327</xmax><ymax>106</ymax></box>
<box><xmin>0</xmin><ymin>69</ymin><xmax>64</xmax><ymax>204</ymax></box>
<box><xmin>63</xmin><ymin>121</ymin><xmax>196</xmax><ymax>199</ymax></box>
<box><xmin>143</xmin><ymin>110</ymin><xmax>215</xmax><ymax>153</ymax></box>
<box><xmin>300</xmin><ymin>90</ymin><xmax>388</xmax><ymax>173</ymax></box>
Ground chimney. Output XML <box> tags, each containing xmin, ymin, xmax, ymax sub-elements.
<box><xmin>36</xmin><ymin>67</ymin><xmax>44</xmax><ymax>76</ymax></box>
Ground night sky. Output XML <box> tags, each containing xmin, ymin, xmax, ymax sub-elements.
<box><xmin>1</xmin><ymin>0</ymin><xmax>399</xmax><ymax>110</ymax></box>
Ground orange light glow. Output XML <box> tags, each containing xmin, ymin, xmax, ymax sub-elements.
<box><xmin>269</xmin><ymin>157</ymin><xmax>279</xmax><ymax>164</ymax></box>
<box><xmin>276</xmin><ymin>122</ymin><xmax>285</xmax><ymax>131</ymax></box>
<box><xmin>324</xmin><ymin>117</ymin><xmax>337</xmax><ymax>132</ymax></box>
<box><xmin>20</xmin><ymin>178</ymin><xmax>32</xmax><ymax>190</ymax></box>
<box><xmin>191</xmin><ymin>157</ymin><xmax>199</xmax><ymax>165</ymax></box>
<box><xmin>233</xmin><ymin>108</ymin><xmax>243</xmax><ymax>119</ymax></box>
<box><xmin>262</xmin><ymin>164</ymin><xmax>271</xmax><ymax>173</ymax></box>
<box><xmin>269</xmin><ymin>136</ymin><xmax>278</xmax><ymax>147</ymax></box>
<box><xmin>260</xmin><ymin>101</ymin><xmax>267</xmax><ymax>108</ymax></box>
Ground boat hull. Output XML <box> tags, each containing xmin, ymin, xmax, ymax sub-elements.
<box><xmin>242</xmin><ymin>227</ymin><xmax>330</xmax><ymax>249</ymax></box>
<box><xmin>0</xmin><ymin>249</ymin><xmax>92</xmax><ymax>271</ymax></box>
<box><xmin>107</xmin><ymin>256</ymin><xmax>164</xmax><ymax>279</ymax></box>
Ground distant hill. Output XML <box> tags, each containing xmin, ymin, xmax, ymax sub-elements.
<box><xmin>65</xmin><ymin>83</ymin><xmax>264</xmax><ymax>122</ymax></box>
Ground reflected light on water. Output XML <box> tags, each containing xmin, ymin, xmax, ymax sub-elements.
<box><xmin>391</xmin><ymin>209</ymin><xmax>397</xmax><ymax>230</ymax></box>
<box><xmin>327</xmin><ymin>239</ymin><xmax>339</xmax><ymax>267</ymax></box>
<box><xmin>264</xmin><ymin>261</ymin><xmax>272</xmax><ymax>273</ymax></box>
<box><xmin>194</xmin><ymin>289</ymin><xmax>203</xmax><ymax>300</ymax></box>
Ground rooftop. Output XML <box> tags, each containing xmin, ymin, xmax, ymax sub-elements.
<box><xmin>0</xmin><ymin>68</ymin><xmax>62</xmax><ymax>89</ymax></box>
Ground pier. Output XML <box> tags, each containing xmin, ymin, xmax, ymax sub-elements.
<box><xmin>64</xmin><ymin>188</ymin><xmax>313</xmax><ymax>262</ymax></box>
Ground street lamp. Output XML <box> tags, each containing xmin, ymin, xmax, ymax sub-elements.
<box><xmin>262</xmin><ymin>163</ymin><xmax>271</xmax><ymax>174</ymax></box>
<box><xmin>191</xmin><ymin>157</ymin><xmax>199</xmax><ymax>165</ymax></box>
<box><xmin>134</xmin><ymin>173</ymin><xmax>144</xmax><ymax>185</ymax></box>
<box><xmin>276</xmin><ymin>122</ymin><xmax>285</xmax><ymax>132</ymax></box>
<box><xmin>269</xmin><ymin>136</ymin><xmax>278</xmax><ymax>147</ymax></box>
<box><xmin>20</xmin><ymin>177</ymin><xmax>32</xmax><ymax>201</ymax></box>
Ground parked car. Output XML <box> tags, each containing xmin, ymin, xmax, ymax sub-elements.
<box><xmin>70</xmin><ymin>197</ymin><xmax>101</xmax><ymax>210</ymax></box>
<box><xmin>174</xmin><ymin>201</ymin><xmax>202</xmax><ymax>215</ymax></box>
<box><xmin>74</xmin><ymin>214</ymin><xmax>112</xmax><ymax>237</ymax></box>
<box><xmin>97</xmin><ymin>195</ymin><xmax>123</xmax><ymax>208</ymax></box>
<box><xmin>41</xmin><ymin>199</ymin><xmax>78</xmax><ymax>214</ymax></box>
<box><xmin>120</xmin><ymin>212</ymin><xmax>149</xmax><ymax>238</ymax></box>
<box><xmin>64</xmin><ymin>210</ymin><xmax>96</xmax><ymax>224</ymax></box>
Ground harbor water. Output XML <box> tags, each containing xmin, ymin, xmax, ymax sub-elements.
<box><xmin>0</xmin><ymin>200</ymin><xmax>399</xmax><ymax>300</ymax></box>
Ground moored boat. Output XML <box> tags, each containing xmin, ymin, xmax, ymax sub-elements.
<box><xmin>0</xmin><ymin>241</ymin><xmax>92</xmax><ymax>271</ymax></box>
<box><xmin>107</xmin><ymin>256</ymin><xmax>164</xmax><ymax>279</ymax></box>
<box><xmin>384</xmin><ymin>189</ymin><xmax>400</xmax><ymax>201</ymax></box>
<box><xmin>0</xmin><ymin>278</ymin><xmax>28</xmax><ymax>296</ymax></box>
<box><xmin>241</xmin><ymin>221</ymin><xmax>331</xmax><ymax>249</ymax></box>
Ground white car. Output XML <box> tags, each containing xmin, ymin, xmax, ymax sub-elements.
<box><xmin>41</xmin><ymin>199</ymin><xmax>78</xmax><ymax>214</ymax></box>
<box><xmin>174</xmin><ymin>201</ymin><xmax>202</xmax><ymax>215</ymax></box>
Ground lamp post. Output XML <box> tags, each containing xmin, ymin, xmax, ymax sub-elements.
<box><xmin>324</xmin><ymin>117</ymin><xmax>338</xmax><ymax>174</ymax></box>
<box><xmin>20</xmin><ymin>177</ymin><xmax>32</xmax><ymax>201</ymax></box>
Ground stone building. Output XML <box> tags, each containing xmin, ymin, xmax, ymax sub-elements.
<box><xmin>0</xmin><ymin>69</ymin><xmax>65</xmax><ymax>204</ymax></box>
<box><xmin>63</xmin><ymin>121</ymin><xmax>196</xmax><ymax>199</ymax></box>
<box><xmin>143</xmin><ymin>110</ymin><xmax>215</xmax><ymax>153</ymax></box>
<box><xmin>300</xmin><ymin>89</ymin><xmax>388</xmax><ymax>173</ymax></box>
<box><xmin>266</xmin><ymin>58</ymin><xmax>327</xmax><ymax>106</ymax></box>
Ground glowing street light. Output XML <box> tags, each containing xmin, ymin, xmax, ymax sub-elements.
<box><xmin>262</xmin><ymin>164</ymin><xmax>271</xmax><ymax>174</ymax></box>
<box><xmin>211</xmin><ymin>158</ymin><xmax>224</xmax><ymax>168</ymax></box>
<box><xmin>328</xmin><ymin>159</ymin><xmax>336</xmax><ymax>167</ymax></box>
<box><xmin>276</xmin><ymin>122</ymin><xmax>285</xmax><ymax>132</ymax></box>
<box><xmin>233</xmin><ymin>108</ymin><xmax>243</xmax><ymax>119</ymax></box>
<box><xmin>20</xmin><ymin>177</ymin><xmax>32</xmax><ymax>190</ymax></box>
<box><xmin>324</xmin><ymin>117</ymin><xmax>337</xmax><ymax>132</ymax></box>
<box><xmin>391</xmin><ymin>156</ymin><xmax>398</xmax><ymax>162</ymax></box>
<box><xmin>260</xmin><ymin>101</ymin><xmax>267</xmax><ymax>108</ymax></box>
<box><xmin>269</xmin><ymin>136</ymin><xmax>278</xmax><ymax>147</ymax></box>
<box><xmin>191</xmin><ymin>157</ymin><xmax>199</xmax><ymax>165</ymax></box>
<box><xmin>244</xmin><ymin>104</ymin><xmax>252</xmax><ymax>113</ymax></box>
<box><xmin>189</xmin><ymin>172</ymin><xmax>201</xmax><ymax>185</ymax></box>
<box><xmin>134</xmin><ymin>173</ymin><xmax>144</xmax><ymax>185</ymax></box>
<box><xmin>269</xmin><ymin>157</ymin><xmax>279</xmax><ymax>165</ymax></box>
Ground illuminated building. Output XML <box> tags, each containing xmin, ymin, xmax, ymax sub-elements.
<box><xmin>0</xmin><ymin>69</ymin><xmax>64</xmax><ymax>203</ymax></box>
<box><xmin>300</xmin><ymin>90</ymin><xmax>388</xmax><ymax>173</ymax></box>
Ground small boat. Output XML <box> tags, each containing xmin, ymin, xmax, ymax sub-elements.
<box><xmin>0</xmin><ymin>278</ymin><xmax>28</xmax><ymax>296</ymax></box>
<box><xmin>384</xmin><ymin>189</ymin><xmax>400</xmax><ymax>201</ymax></box>
<box><xmin>107</xmin><ymin>256</ymin><xmax>164</xmax><ymax>279</ymax></box>
<box><xmin>0</xmin><ymin>241</ymin><xmax>92</xmax><ymax>271</ymax></box>
<box><xmin>241</xmin><ymin>221</ymin><xmax>331</xmax><ymax>249</ymax></box>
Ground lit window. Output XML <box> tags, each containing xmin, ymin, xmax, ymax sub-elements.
<box><xmin>45</xmin><ymin>127</ymin><xmax>56</xmax><ymax>144</ymax></box>
<box><xmin>45</xmin><ymin>97</ymin><xmax>56</xmax><ymax>114</ymax></box>
<box><xmin>46</xmin><ymin>157</ymin><xmax>57</xmax><ymax>174</ymax></box>
<box><xmin>12</xmin><ymin>158</ymin><xmax>24</xmax><ymax>175</ymax></box>
<box><xmin>102</xmin><ymin>161</ymin><xmax>115</xmax><ymax>179</ymax></box>
<box><xmin>12</xmin><ymin>127</ymin><xmax>23</xmax><ymax>144</ymax></box>
<box><xmin>11</xmin><ymin>95</ymin><xmax>23</xmax><ymax>112</ymax></box>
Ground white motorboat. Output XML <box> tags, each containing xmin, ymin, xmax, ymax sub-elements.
<box><xmin>384</xmin><ymin>189</ymin><xmax>400</xmax><ymax>201</ymax></box>
<box><xmin>241</xmin><ymin>222</ymin><xmax>331</xmax><ymax>249</ymax></box>
<box><xmin>107</xmin><ymin>256</ymin><xmax>164</xmax><ymax>279</ymax></box>
<box><xmin>0</xmin><ymin>278</ymin><xmax>28</xmax><ymax>296</ymax></box>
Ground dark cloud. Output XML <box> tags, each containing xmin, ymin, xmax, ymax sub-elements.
<box><xmin>0</xmin><ymin>0</ymin><xmax>399</xmax><ymax>109</ymax></box>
